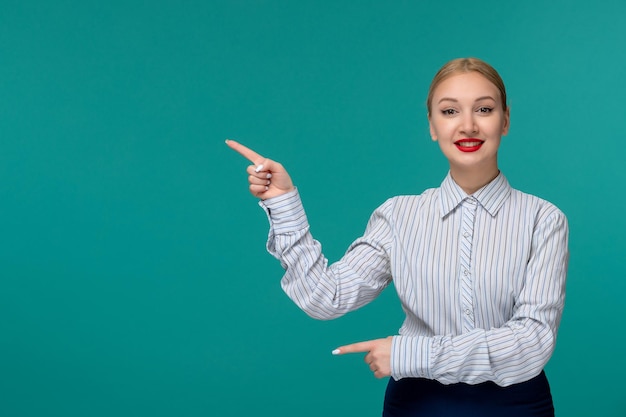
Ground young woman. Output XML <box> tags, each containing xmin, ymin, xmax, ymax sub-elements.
<box><xmin>226</xmin><ymin>57</ymin><xmax>569</xmax><ymax>416</ymax></box>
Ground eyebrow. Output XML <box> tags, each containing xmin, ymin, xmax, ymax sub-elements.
<box><xmin>437</xmin><ymin>96</ymin><xmax>497</xmax><ymax>104</ymax></box>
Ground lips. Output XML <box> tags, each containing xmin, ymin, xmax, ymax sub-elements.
<box><xmin>454</xmin><ymin>138</ymin><xmax>484</xmax><ymax>153</ymax></box>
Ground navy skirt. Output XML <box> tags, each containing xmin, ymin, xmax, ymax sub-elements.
<box><xmin>383</xmin><ymin>371</ymin><xmax>554</xmax><ymax>417</ymax></box>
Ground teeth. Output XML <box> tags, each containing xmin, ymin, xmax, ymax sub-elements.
<box><xmin>457</xmin><ymin>141</ymin><xmax>482</xmax><ymax>147</ymax></box>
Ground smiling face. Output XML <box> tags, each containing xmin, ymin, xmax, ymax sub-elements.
<box><xmin>428</xmin><ymin>71</ymin><xmax>510</xmax><ymax>179</ymax></box>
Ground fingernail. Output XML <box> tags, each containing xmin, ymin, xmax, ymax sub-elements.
<box><xmin>266</xmin><ymin>173</ymin><xmax>272</xmax><ymax>179</ymax></box>
<box><xmin>255</xmin><ymin>164</ymin><xmax>264</xmax><ymax>173</ymax></box>
<box><xmin>332</xmin><ymin>349</ymin><xmax>341</xmax><ymax>355</ymax></box>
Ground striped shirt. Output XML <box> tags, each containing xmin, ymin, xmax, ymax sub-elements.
<box><xmin>259</xmin><ymin>172</ymin><xmax>569</xmax><ymax>387</ymax></box>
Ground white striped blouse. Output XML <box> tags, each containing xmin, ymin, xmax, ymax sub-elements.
<box><xmin>259</xmin><ymin>172</ymin><xmax>569</xmax><ymax>387</ymax></box>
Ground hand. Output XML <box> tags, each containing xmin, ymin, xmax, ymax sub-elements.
<box><xmin>225</xmin><ymin>139</ymin><xmax>295</xmax><ymax>199</ymax></box>
<box><xmin>332</xmin><ymin>336</ymin><xmax>393</xmax><ymax>379</ymax></box>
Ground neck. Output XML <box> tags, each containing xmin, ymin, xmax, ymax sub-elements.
<box><xmin>449</xmin><ymin>165</ymin><xmax>500</xmax><ymax>195</ymax></box>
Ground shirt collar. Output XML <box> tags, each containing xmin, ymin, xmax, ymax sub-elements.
<box><xmin>439</xmin><ymin>171</ymin><xmax>511</xmax><ymax>218</ymax></box>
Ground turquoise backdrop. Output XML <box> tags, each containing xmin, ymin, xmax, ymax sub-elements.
<box><xmin>1</xmin><ymin>1</ymin><xmax>624</xmax><ymax>416</ymax></box>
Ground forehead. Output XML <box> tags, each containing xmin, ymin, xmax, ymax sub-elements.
<box><xmin>432</xmin><ymin>72</ymin><xmax>501</xmax><ymax>102</ymax></box>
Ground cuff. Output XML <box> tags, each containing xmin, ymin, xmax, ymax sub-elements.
<box><xmin>258</xmin><ymin>188</ymin><xmax>307</xmax><ymax>234</ymax></box>
<box><xmin>391</xmin><ymin>335</ymin><xmax>431</xmax><ymax>380</ymax></box>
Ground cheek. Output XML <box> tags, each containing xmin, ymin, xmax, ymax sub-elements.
<box><xmin>482</xmin><ymin>119</ymin><xmax>505</xmax><ymax>136</ymax></box>
<box><xmin>429</xmin><ymin>119</ymin><xmax>449</xmax><ymax>138</ymax></box>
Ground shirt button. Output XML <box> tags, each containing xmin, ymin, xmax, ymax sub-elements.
<box><xmin>465</xmin><ymin>309</ymin><xmax>471</xmax><ymax>315</ymax></box>
<box><xmin>463</xmin><ymin>231</ymin><xmax>470</xmax><ymax>238</ymax></box>
<box><xmin>463</xmin><ymin>270</ymin><xmax>469</xmax><ymax>276</ymax></box>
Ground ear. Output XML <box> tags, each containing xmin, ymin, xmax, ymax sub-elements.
<box><xmin>428</xmin><ymin>114</ymin><xmax>438</xmax><ymax>141</ymax></box>
<box><xmin>501</xmin><ymin>107</ymin><xmax>510</xmax><ymax>136</ymax></box>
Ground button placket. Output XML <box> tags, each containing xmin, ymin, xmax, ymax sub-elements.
<box><xmin>459</xmin><ymin>198</ymin><xmax>477</xmax><ymax>331</ymax></box>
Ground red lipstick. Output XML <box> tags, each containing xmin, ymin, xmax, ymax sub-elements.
<box><xmin>454</xmin><ymin>138</ymin><xmax>484</xmax><ymax>153</ymax></box>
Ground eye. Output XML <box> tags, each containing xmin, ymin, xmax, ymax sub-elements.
<box><xmin>441</xmin><ymin>108</ymin><xmax>457</xmax><ymax>116</ymax></box>
<box><xmin>477</xmin><ymin>107</ymin><xmax>493</xmax><ymax>114</ymax></box>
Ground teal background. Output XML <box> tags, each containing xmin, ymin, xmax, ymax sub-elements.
<box><xmin>1</xmin><ymin>1</ymin><xmax>624</xmax><ymax>416</ymax></box>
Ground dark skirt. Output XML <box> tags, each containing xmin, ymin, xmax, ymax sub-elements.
<box><xmin>383</xmin><ymin>371</ymin><xmax>554</xmax><ymax>417</ymax></box>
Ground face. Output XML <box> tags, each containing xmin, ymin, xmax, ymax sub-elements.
<box><xmin>428</xmin><ymin>71</ymin><xmax>510</xmax><ymax>175</ymax></box>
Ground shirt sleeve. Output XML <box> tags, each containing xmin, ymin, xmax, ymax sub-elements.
<box><xmin>391</xmin><ymin>207</ymin><xmax>569</xmax><ymax>387</ymax></box>
<box><xmin>259</xmin><ymin>189</ymin><xmax>394</xmax><ymax>320</ymax></box>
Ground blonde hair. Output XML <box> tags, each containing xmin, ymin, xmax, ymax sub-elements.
<box><xmin>426</xmin><ymin>58</ymin><xmax>507</xmax><ymax>115</ymax></box>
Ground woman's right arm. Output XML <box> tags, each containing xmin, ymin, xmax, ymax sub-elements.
<box><xmin>227</xmin><ymin>140</ymin><xmax>394</xmax><ymax>319</ymax></box>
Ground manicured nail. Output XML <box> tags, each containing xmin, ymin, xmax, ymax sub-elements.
<box><xmin>332</xmin><ymin>349</ymin><xmax>341</xmax><ymax>355</ymax></box>
<box><xmin>255</xmin><ymin>164</ymin><xmax>264</xmax><ymax>173</ymax></box>
<box><xmin>266</xmin><ymin>173</ymin><xmax>272</xmax><ymax>179</ymax></box>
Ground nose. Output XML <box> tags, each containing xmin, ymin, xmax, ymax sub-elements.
<box><xmin>460</xmin><ymin>112</ymin><xmax>478</xmax><ymax>136</ymax></box>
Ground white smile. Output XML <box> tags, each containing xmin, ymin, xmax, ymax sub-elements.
<box><xmin>456</xmin><ymin>141</ymin><xmax>483</xmax><ymax>147</ymax></box>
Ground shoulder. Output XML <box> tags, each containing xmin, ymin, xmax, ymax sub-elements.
<box><xmin>373</xmin><ymin>187</ymin><xmax>440</xmax><ymax>220</ymax></box>
<box><xmin>509</xmin><ymin>188</ymin><xmax>568</xmax><ymax>228</ymax></box>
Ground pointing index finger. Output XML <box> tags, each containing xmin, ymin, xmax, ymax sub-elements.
<box><xmin>332</xmin><ymin>341</ymin><xmax>375</xmax><ymax>355</ymax></box>
<box><xmin>225</xmin><ymin>139</ymin><xmax>264</xmax><ymax>164</ymax></box>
